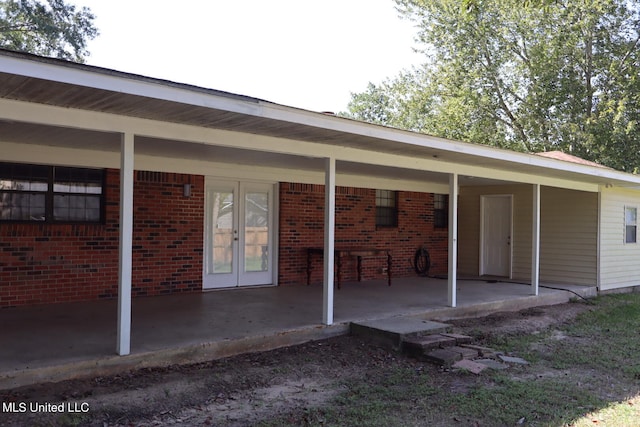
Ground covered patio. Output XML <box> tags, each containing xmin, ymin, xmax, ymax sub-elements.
<box><xmin>3</xmin><ymin>50</ymin><xmax>636</xmax><ymax>392</ymax></box>
<box><xmin>0</xmin><ymin>277</ymin><xmax>595</xmax><ymax>390</ymax></box>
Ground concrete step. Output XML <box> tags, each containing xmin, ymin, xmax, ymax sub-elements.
<box><xmin>350</xmin><ymin>317</ymin><xmax>451</xmax><ymax>349</ymax></box>
<box><xmin>402</xmin><ymin>333</ymin><xmax>477</xmax><ymax>366</ymax></box>
<box><xmin>402</xmin><ymin>334</ymin><xmax>457</xmax><ymax>358</ymax></box>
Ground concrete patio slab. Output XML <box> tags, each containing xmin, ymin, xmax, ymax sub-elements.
<box><xmin>0</xmin><ymin>277</ymin><xmax>595</xmax><ymax>390</ymax></box>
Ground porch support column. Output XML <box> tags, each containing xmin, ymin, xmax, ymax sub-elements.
<box><xmin>322</xmin><ymin>157</ymin><xmax>336</xmax><ymax>325</ymax></box>
<box><xmin>448</xmin><ymin>173</ymin><xmax>459</xmax><ymax>307</ymax></box>
<box><xmin>531</xmin><ymin>184</ymin><xmax>541</xmax><ymax>296</ymax></box>
<box><xmin>117</xmin><ymin>132</ymin><xmax>134</xmax><ymax>356</ymax></box>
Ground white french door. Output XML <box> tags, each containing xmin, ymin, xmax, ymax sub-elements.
<box><xmin>204</xmin><ymin>180</ymin><xmax>274</xmax><ymax>289</ymax></box>
<box><xmin>480</xmin><ymin>195</ymin><xmax>513</xmax><ymax>277</ymax></box>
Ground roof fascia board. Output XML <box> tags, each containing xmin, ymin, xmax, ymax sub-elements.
<box><xmin>0</xmin><ymin>54</ymin><xmax>262</xmax><ymax>116</ymax></box>
<box><xmin>266</xmin><ymin>104</ymin><xmax>632</xmax><ymax>185</ymax></box>
<box><xmin>0</xmin><ymin>98</ymin><xmax>609</xmax><ymax>192</ymax></box>
<box><xmin>3</xmin><ymin>54</ymin><xmax>640</xmax><ymax>187</ymax></box>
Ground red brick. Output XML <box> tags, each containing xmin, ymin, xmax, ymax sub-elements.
<box><xmin>278</xmin><ymin>183</ymin><xmax>448</xmax><ymax>286</ymax></box>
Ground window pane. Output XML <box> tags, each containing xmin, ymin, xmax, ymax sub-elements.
<box><xmin>212</xmin><ymin>191</ymin><xmax>234</xmax><ymax>274</ymax></box>
<box><xmin>0</xmin><ymin>179</ymin><xmax>48</xmax><ymax>191</ymax></box>
<box><xmin>376</xmin><ymin>189</ymin><xmax>396</xmax><ymax>207</ymax></box>
<box><xmin>434</xmin><ymin>194</ymin><xmax>448</xmax><ymax>228</ymax></box>
<box><xmin>626</xmin><ymin>207</ymin><xmax>637</xmax><ymax>224</ymax></box>
<box><xmin>54</xmin><ymin>167</ymin><xmax>103</xmax><ymax>194</ymax></box>
<box><xmin>54</xmin><ymin>181</ymin><xmax>103</xmax><ymax>194</ymax></box>
<box><xmin>626</xmin><ymin>225</ymin><xmax>637</xmax><ymax>243</ymax></box>
<box><xmin>0</xmin><ymin>192</ymin><xmax>45</xmax><ymax>220</ymax></box>
<box><xmin>245</xmin><ymin>191</ymin><xmax>269</xmax><ymax>272</ymax></box>
<box><xmin>54</xmin><ymin>194</ymin><xmax>100</xmax><ymax>222</ymax></box>
<box><xmin>375</xmin><ymin>190</ymin><xmax>397</xmax><ymax>226</ymax></box>
<box><xmin>85</xmin><ymin>183</ymin><xmax>102</xmax><ymax>194</ymax></box>
<box><xmin>434</xmin><ymin>210</ymin><xmax>448</xmax><ymax>228</ymax></box>
<box><xmin>376</xmin><ymin>206</ymin><xmax>396</xmax><ymax>226</ymax></box>
<box><xmin>0</xmin><ymin>162</ymin><xmax>48</xmax><ymax>181</ymax></box>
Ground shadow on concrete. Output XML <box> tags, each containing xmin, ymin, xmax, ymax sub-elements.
<box><xmin>0</xmin><ymin>277</ymin><xmax>595</xmax><ymax>389</ymax></box>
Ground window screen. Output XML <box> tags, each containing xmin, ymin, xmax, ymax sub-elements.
<box><xmin>434</xmin><ymin>194</ymin><xmax>448</xmax><ymax>228</ymax></box>
<box><xmin>375</xmin><ymin>189</ymin><xmax>397</xmax><ymax>227</ymax></box>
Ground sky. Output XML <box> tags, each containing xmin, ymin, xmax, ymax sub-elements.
<box><xmin>71</xmin><ymin>0</ymin><xmax>423</xmax><ymax>113</ymax></box>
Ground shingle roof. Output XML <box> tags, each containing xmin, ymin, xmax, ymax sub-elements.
<box><xmin>535</xmin><ymin>151</ymin><xmax>610</xmax><ymax>169</ymax></box>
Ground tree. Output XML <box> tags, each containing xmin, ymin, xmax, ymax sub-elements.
<box><xmin>343</xmin><ymin>0</ymin><xmax>640</xmax><ymax>172</ymax></box>
<box><xmin>0</xmin><ymin>0</ymin><xmax>98</xmax><ymax>62</ymax></box>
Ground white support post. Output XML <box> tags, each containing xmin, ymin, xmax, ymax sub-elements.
<box><xmin>117</xmin><ymin>133</ymin><xmax>134</xmax><ymax>356</ymax></box>
<box><xmin>323</xmin><ymin>157</ymin><xmax>336</xmax><ymax>325</ymax></box>
<box><xmin>448</xmin><ymin>173</ymin><xmax>459</xmax><ymax>307</ymax></box>
<box><xmin>531</xmin><ymin>184</ymin><xmax>541</xmax><ymax>296</ymax></box>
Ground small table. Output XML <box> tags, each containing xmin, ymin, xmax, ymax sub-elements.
<box><xmin>306</xmin><ymin>247</ymin><xmax>392</xmax><ymax>289</ymax></box>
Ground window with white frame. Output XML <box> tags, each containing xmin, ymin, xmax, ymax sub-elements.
<box><xmin>625</xmin><ymin>206</ymin><xmax>637</xmax><ymax>244</ymax></box>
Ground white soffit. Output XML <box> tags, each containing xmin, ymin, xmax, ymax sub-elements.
<box><xmin>1</xmin><ymin>50</ymin><xmax>640</xmax><ymax>189</ymax></box>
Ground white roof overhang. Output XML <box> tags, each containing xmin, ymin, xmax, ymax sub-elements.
<box><xmin>1</xmin><ymin>49</ymin><xmax>640</xmax><ymax>191</ymax></box>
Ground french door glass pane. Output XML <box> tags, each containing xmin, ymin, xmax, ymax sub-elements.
<box><xmin>212</xmin><ymin>191</ymin><xmax>234</xmax><ymax>274</ymax></box>
<box><xmin>244</xmin><ymin>191</ymin><xmax>268</xmax><ymax>272</ymax></box>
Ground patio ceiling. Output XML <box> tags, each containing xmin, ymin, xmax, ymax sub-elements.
<box><xmin>0</xmin><ymin>119</ymin><xmax>505</xmax><ymax>187</ymax></box>
<box><xmin>2</xmin><ymin>49</ymin><xmax>640</xmax><ymax>188</ymax></box>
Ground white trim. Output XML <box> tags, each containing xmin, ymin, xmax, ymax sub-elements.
<box><xmin>0</xmin><ymin>53</ymin><xmax>262</xmax><ymax>117</ymax></box>
<box><xmin>323</xmin><ymin>157</ymin><xmax>336</xmax><ymax>325</ymax></box>
<box><xmin>117</xmin><ymin>133</ymin><xmax>134</xmax><ymax>356</ymax></box>
<box><xmin>203</xmin><ymin>178</ymin><xmax>276</xmax><ymax>289</ymax></box>
<box><xmin>448</xmin><ymin>173</ymin><xmax>459</xmax><ymax>307</ymax></box>
<box><xmin>479</xmin><ymin>194</ymin><xmax>514</xmax><ymax>278</ymax></box>
<box><xmin>531</xmin><ymin>184</ymin><xmax>540</xmax><ymax>295</ymax></box>
<box><xmin>3</xmin><ymin>53</ymin><xmax>639</xmax><ymax>190</ymax></box>
<box><xmin>0</xmin><ymin>99</ymin><xmax>614</xmax><ymax>192</ymax></box>
<box><xmin>0</xmin><ymin>140</ymin><xmax>451</xmax><ymax>193</ymax></box>
<box><xmin>272</xmin><ymin>183</ymin><xmax>280</xmax><ymax>286</ymax></box>
<box><xmin>597</xmin><ymin>188</ymin><xmax>602</xmax><ymax>290</ymax></box>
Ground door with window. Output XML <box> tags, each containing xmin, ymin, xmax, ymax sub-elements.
<box><xmin>480</xmin><ymin>195</ymin><xmax>512</xmax><ymax>277</ymax></box>
<box><xmin>204</xmin><ymin>180</ymin><xmax>274</xmax><ymax>289</ymax></box>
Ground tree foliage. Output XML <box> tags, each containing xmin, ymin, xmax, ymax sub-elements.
<box><xmin>343</xmin><ymin>0</ymin><xmax>640</xmax><ymax>172</ymax></box>
<box><xmin>0</xmin><ymin>0</ymin><xmax>97</xmax><ymax>62</ymax></box>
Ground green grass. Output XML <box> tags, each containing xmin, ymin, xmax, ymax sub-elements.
<box><xmin>258</xmin><ymin>293</ymin><xmax>640</xmax><ymax>427</ymax></box>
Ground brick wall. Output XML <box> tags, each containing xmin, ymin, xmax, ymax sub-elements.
<box><xmin>0</xmin><ymin>169</ymin><xmax>204</xmax><ymax>308</ymax></box>
<box><xmin>2</xmin><ymin>174</ymin><xmax>448</xmax><ymax>308</ymax></box>
<box><xmin>278</xmin><ymin>182</ymin><xmax>448</xmax><ymax>286</ymax></box>
<box><xmin>131</xmin><ymin>171</ymin><xmax>204</xmax><ymax>297</ymax></box>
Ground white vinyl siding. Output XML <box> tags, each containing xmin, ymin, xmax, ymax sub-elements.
<box><xmin>539</xmin><ymin>187</ymin><xmax>597</xmax><ymax>285</ymax></box>
<box><xmin>459</xmin><ymin>185</ymin><xmax>597</xmax><ymax>286</ymax></box>
<box><xmin>600</xmin><ymin>188</ymin><xmax>640</xmax><ymax>290</ymax></box>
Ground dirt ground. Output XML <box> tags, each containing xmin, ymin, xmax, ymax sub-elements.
<box><xmin>0</xmin><ymin>302</ymin><xmax>593</xmax><ymax>427</ymax></box>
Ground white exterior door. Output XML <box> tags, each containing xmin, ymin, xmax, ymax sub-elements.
<box><xmin>480</xmin><ymin>195</ymin><xmax>512</xmax><ymax>277</ymax></box>
<box><xmin>204</xmin><ymin>180</ymin><xmax>274</xmax><ymax>289</ymax></box>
